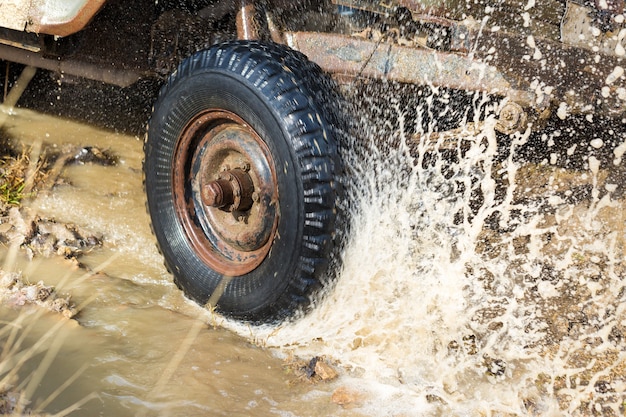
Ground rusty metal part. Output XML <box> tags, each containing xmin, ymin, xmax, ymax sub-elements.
<box><xmin>28</xmin><ymin>0</ymin><xmax>107</xmax><ymax>37</ymax></box>
<box><xmin>332</xmin><ymin>0</ymin><xmax>463</xmax><ymax>18</ymax></box>
<box><xmin>203</xmin><ymin>179</ymin><xmax>233</xmax><ymax>208</ymax></box>
<box><xmin>265</xmin><ymin>11</ymin><xmax>284</xmax><ymax>44</ymax></box>
<box><xmin>0</xmin><ymin>43</ymin><xmax>143</xmax><ymax>87</ymax></box>
<box><xmin>472</xmin><ymin>27</ymin><xmax>626</xmax><ymax>118</ymax></box>
<box><xmin>287</xmin><ymin>24</ymin><xmax>625</xmax><ymax>118</ymax></box>
<box><xmin>324</xmin><ymin>1</ymin><xmax>626</xmax><ymax>119</ymax></box>
<box><xmin>236</xmin><ymin>0</ymin><xmax>259</xmax><ymax>40</ymax></box>
<box><xmin>285</xmin><ymin>31</ymin><xmax>532</xmax><ymax>105</ymax></box>
<box><xmin>173</xmin><ymin>110</ymin><xmax>279</xmax><ymax>276</ymax></box>
<box><xmin>202</xmin><ymin>169</ymin><xmax>255</xmax><ymax>212</ymax></box>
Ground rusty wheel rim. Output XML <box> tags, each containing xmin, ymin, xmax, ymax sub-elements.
<box><xmin>173</xmin><ymin>110</ymin><xmax>279</xmax><ymax>276</ymax></box>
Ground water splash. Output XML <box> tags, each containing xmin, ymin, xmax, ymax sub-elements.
<box><xmin>224</xmin><ymin>83</ymin><xmax>626</xmax><ymax>416</ymax></box>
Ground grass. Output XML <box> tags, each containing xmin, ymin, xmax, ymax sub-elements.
<box><xmin>0</xmin><ymin>172</ymin><xmax>26</xmax><ymax>207</ymax></box>
<box><xmin>0</xmin><ymin>255</ymin><xmax>110</xmax><ymax>416</ymax></box>
<box><xmin>0</xmin><ymin>134</ymin><xmax>97</xmax><ymax>414</ymax></box>
<box><xmin>1</xmin><ymin>65</ymin><xmax>98</xmax><ymax>414</ymax></box>
<box><xmin>0</xmin><ymin>307</ymin><xmax>97</xmax><ymax>416</ymax></box>
<box><xmin>0</xmin><ymin>143</ymin><xmax>43</xmax><ymax>209</ymax></box>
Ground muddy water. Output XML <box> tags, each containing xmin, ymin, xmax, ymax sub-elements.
<box><xmin>2</xmin><ymin>95</ymin><xmax>626</xmax><ymax>417</ymax></box>
<box><xmin>1</xmin><ymin>108</ymin><xmax>349</xmax><ymax>416</ymax></box>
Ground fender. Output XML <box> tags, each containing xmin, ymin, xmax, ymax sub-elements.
<box><xmin>0</xmin><ymin>0</ymin><xmax>106</xmax><ymax>37</ymax></box>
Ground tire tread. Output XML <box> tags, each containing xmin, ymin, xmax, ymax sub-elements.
<box><xmin>145</xmin><ymin>40</ymin><xmax>342</xmax><ymax>323</ymax></box>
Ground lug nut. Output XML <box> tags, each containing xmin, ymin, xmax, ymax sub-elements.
<box><xmin>203</xmin><ymin>169</ymin><xmax>255</xmax><ymax>211</ymax></box>
<box><xmin>202</xmin><ymin>179</ymin><xmax>233</xmax><ymax>208</ymax></box>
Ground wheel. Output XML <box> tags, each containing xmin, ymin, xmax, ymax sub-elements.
<box><xmin>144</xmin><ymin>40</ymin><xmax>340</xmax><ymax>323</ymax></box>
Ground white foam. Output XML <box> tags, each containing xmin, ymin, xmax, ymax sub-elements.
<box><xmin>222</xmin><ymin>89</ymin><xmax>625</xmax><ymax>416</ymax></box>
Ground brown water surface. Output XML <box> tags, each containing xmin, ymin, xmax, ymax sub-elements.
<box><xmin>1</xmin><ymin>108</ymin><xmax>352</xmax><ymax>417</ymax></box>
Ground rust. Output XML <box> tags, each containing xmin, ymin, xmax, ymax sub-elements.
<box><xmin>265</xmin><ymin>11</ymin><xmax>284</xmax><ymax>44</ymax></box>
<box><xmin>286</xmin><ymin>31</ymin><xmax>532</xmax><ymax>104</ymax></box>
<box><xmin>174</xmin><ymin>110</ymin><xmax>278</xmax><ymax>276</ymax></box>
<box><xmin>203</xmin><ymin>169</ymin><xmax>255</xmax><ymax>211</ymax></box>
<box><xmin>286</xmin><ymin>25</ymin><xmax>625</xmax><ymax>118</ymax></box>
<box><xmin>472</xmin><ymin>28</ymin><xmax>626</xmax><ymax>118</ymax></box>
<box><xmin>236</xmin><ymin>0</ymin><xmax>259</xmax><ymax>40</ymax></box>
<box><xmin>203</xmin><ymin>179</ymin><xmax>232</xmax><ymax>208</ymax></box>
<box><xmin>495</xmin><ymin>102</ymin><xmax>528</xmax><ymax>135</ymax></box>
<box><xmin>0</xmin><ymin>43</ymin><xmax>143</xmax><ymax>87</ymax></box>
<box><xmin>315</xmin><ymin>1</ymin><xmax>625</xmax><ymax>119</ymax></box>
<box><xmin>29</xmin><ymin>0</ymin><xmax>107</xmax><ymax>37</ymax></box>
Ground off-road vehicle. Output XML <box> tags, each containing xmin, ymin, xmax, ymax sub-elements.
<box><xmin>0</xmin><ymin>0</ymin><xmax>624</xmax><ymax>322</ymax></box>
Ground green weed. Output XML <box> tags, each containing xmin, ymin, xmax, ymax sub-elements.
<box><xmin>0</xmin><ymin>173</ymin><xmax>26</xmax><ymax>206</ymax></box>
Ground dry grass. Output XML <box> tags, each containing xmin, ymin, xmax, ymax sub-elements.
<box><xmin>0</xmin><ymin>151</ymin><xmax>29</xmax><ymax>208</ymax></box>
<box><xmin>1</xmin><ymin>66</ymin><xmax>100</xmax><ymax>414</ymax></box>
<box><xmin>0</xmin><ymin>307</ymin><xmax>97</xmax><ymax>416</ymax></box>
<box><xmin>0</xmin><ymin>253</ymin><xmax>114</xmax><ymax>415</ymax></box>
<box><xmin>0</xmin><ymin>137</ymin><xmax>47</xmax><ymax>210</ymax></box>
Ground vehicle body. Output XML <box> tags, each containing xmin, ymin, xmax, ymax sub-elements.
<box><xmin>1</xmin><ymin>0</ymin><xmax>624</xmax><ymax>322</ymax></box>
<box><xmin>2</xmin><ymin>1</ymin><xmax>624</xmax><ymax>122</ymax></box>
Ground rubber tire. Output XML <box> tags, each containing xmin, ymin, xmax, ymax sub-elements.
<box><xmin>145</xmin><ymin>40</ymin><xmax>339</xmax><ymax>323</ymax></box>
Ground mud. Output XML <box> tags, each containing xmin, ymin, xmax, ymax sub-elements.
<box><xmin>1</xmin><ymin>107</ymin><xmax>357</xmax><ymax>417</ymax></box>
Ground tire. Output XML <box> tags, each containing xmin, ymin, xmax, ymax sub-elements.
<box><xmin>144</xmin><ymin>40</ymin><xmax>340</xmax><ymax>323</ymax></box>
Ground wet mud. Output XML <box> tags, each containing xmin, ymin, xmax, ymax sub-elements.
<box><xmin>1</xmin><ymin>107</ymin><xmax>354</xmax><ymax>416</ymax></box>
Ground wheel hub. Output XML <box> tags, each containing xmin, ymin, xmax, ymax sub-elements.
<box><xmin>173</xmin><ymin>110</ymin><xmax>279</xmax><ymax>276</ymax></box>
<box><xmin>202</xmin><ymin>168</ymin><xmax>255</xmax><ymax>212</ymax></box>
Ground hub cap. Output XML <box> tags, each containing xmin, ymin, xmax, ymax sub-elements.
<box><xmin>173</xmin><ymin>110</ymin><xmax>278</xmax><ymax>276</ymax></box>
